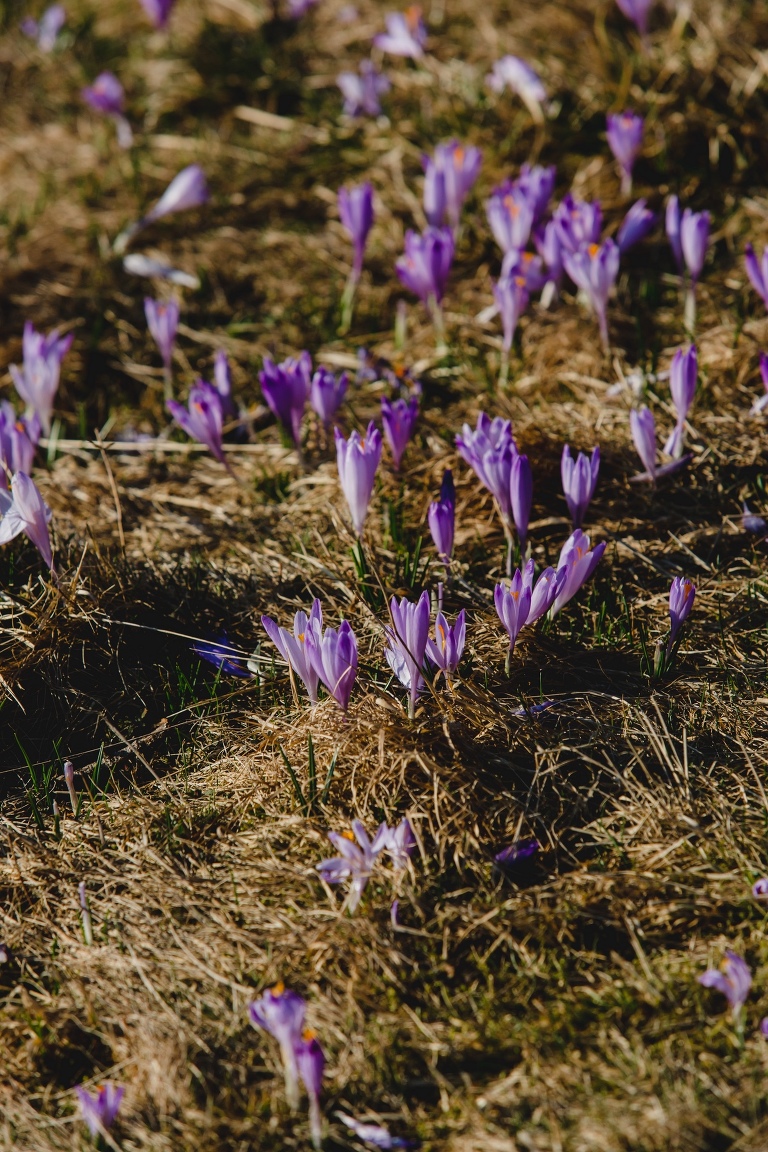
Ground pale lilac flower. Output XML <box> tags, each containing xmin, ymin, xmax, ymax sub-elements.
<box><xmin>699</xmin><ymin>950</ymin><xmax>752</xmax><ymax>1018</ymax></box>
<box><xmin>742</xmin><ymin>502</ymin><xmax>767</xmax><ymax>535</ymax></box>
<box><xmin>456</xmin><ymin>413</ymin><xmax>519</xmax><ymax>566</ymax></box>
<box><xmin>630</xmin><ymin>406</ymin><xmax>657</xmax><ymax>479</ymax></box>
<box><xmin>615</xmin><ymin>0</ymin><xmax>654</xmax><ymax>37</ymax></box>
<box><xmin>122</xmin><ymin>253</ymin><xmax>200</xmax><ymax>289</ymax></box>
<box><xmin>75</xmin><ymin>1084</ymin><xmax>124</xmax><ymax>1139</ymax></box>
<box><xmin>606</xmin><ymin>111</ymin><xmax>643</xmax><ymax>195</ymax></box>
<box><xmin>145</xmin><ymin>164</ymin><xmax>208</xmax><ymax>223</ymax></box>
<box><xmin>10</xmin><ymin>322</ymin><xmax>72</xmax><ymax>435</ymax></box>
<box><xmin>534</xmin><ymin>220</ymin><xmax>564</xmax><ymax>301</ymax></box>
<box><xmin>680</xmin><ymin>208</ymin><xmax>710</xmax><ymax>285</ymax></box>
<box><xmin>385</xmin><ymin>591</ymin><xmax>431</xmax><ymax>716</ymax></box>
<box><xmin>0</xmin><ymin>472</ymin><xmax>54</xmax><ymax>571</ymax></box>
<box><xmin>249</xmin><ymin>982</ymin><xmax>306</xmax><ymax>1108</ymax></box>
<box><xmin>752</xmin><ymin>878</ymin><xmax>768</xmax><ymax>900</ymax></box>
<box><xmin>296</xmin><ymin>1031</ymin><xmax>324</xmax><ymax>1150</ymax></box>
<box><xmin>63</xmin><ymin>759</ymin><xmax>77</xmax><ymax>814</ymax></box>
<box><xmin>262</xmin><ymin>600</ymin><xmax>323</xmax><ymax>703</ymax></box>
<box><xmin>509</xmin><ymin>453</ymin><xmax>532</xmax><ymax>548</ymax></box>
<box><xmin>428</xmin><ymin>469</ymin><xmax>455</xmax><ymax>566</ymax></box>
<box><xmin>517</xmin><ymin>164</ymin><xmax>556</xmax><ymax>225</ymax></box>
<box><xmin>550</xmin><ymin>530</ymin><xmax>606</xmax><ymax>616</ymax></box>
<box><xmin>495</xmin><ymin>837</ymin><xmax>539</xmax><ymax>866</ymax></box>
<box><xmin>745</xmin><ymin>243</ymin><xmax>768</xmax><ymax>311</ymax></box>
<box><xmin>305</xmin><ymin>616</ymin><xmax>358</xmax><ymax>711</ymax></box>
<box><xmin>487</xmin><ymin>56</ymin><xmax>547</xmax><ymax>119</ymax></box>
<box><xmin>663</xmin><ymin>344</ymin><xmax>697</xmax><ymax>457</ymax></box>
<box><xmin>751</xmin><ymin>353</ymin><xmax>768</xmax><ymax>416</ymax></box>
<box><xmin>139</xmin><ymin>0</ymin><xmax>176</xmax><ymax>29</ymax></box>
<box><xmin>493</xmin><ymin>274</ymin><xmax>529</xmax><ymax>357</ymax></box>
<box><xmin>338</xmin><ymin>1112</ymin><xmax>411</xmax><ymax>1148</ymax></box>
<box><xmin>554</xmin><ymin>195</ymin><xmax>603</xmax><ymax>255</ymax></box>
<box><xmin>561</xmin><ymin>445</ymin><xmax>600</xmax><ymax>529</ymax></box>
<box><xmin>562</xmin><ymin>239</ymin><xmax>620</xmax><ymax>352</ymax></box>
<box><xmin>385</xmin><ymin>817</ymin><xmax>416</xmax><ymax>869</ymax></box>
<box><xmin>310</xmin><ymin>367</ymin><xmax>348</xmax><ymax>428</ymax></box>
<box><xmin>423</xmin><ymin>164</ymin><xmax>446</xmax><ymax>230</ymax></box>
<box><xmin>668</xmin><ymin>576</ymin><xmax>695</xmax><ymax>646</ymax></box>
<box><xmin>486</xmin><ymin>183</ymin><xmax>535</xmax><ymax>254</ymax></box>
<box><xmin>617</xmin><ymin>199</ymin><xmax>656</xmax><ymax>253</ymax></box>
<box><xmin>422</xmin><ymin>140</ymin><xmax>482</xmax><ymax>230</ymax></box>
<box><xmin>381</xmin><ymin>395</ymin><xmax>418</xmax><ymax>471</ymax></box>
<box><xmin>494</xmin><ymin>560</ymin><xmax>564</xmax><ymax>665</ymax></box>
<box><xmin>317</xmin><ymin>819</ymin><xmax>390</xmax><ymax>911</ymax></box>
<box><xmin>395</xmin><ymin>227</ymin><xmax>454</xmax><ymax>305</ymax></box>
<box><xmin>81</xmin><ymin>72</ymin><xmax>132</xmax><ymax>148</ymax></box>
<box><xmin>213</xmin><ymin>349</ymin><xmax>236</xmax><ymax>419</ymax></box>
<box><xmin>339</xmin><ymin>183</ymin><xmax>374</xmax><ymax>281</ymax></box>
<box><xmin>22</xmin><ymin>4</ymin><xmax>65</xmax><ymax>51</ymax></box>
<box><xmin>426</xmin><ymin>609</ymin><xmax>465</xmax><ymax>679</ymax></box>
<box><xmin>666</xmin><ymin>195</ymin><xmax>683</xmax><ymax>272</ymax></box>
<box><xmin>166</xmin><ymin>380</ymin><xmax>228</xmax><ymax>467</ymax></box>
<box><xmin>338</xmin><ymin>59</ymin><xmax>390</xmax><ymax>118</ymax></box>
<box><xmin>260</xmin><ymin>352</ymin><xmax>311</xmax><ymax>446</ymax></box>
<box><xmin>0</xmin><ymin>403</ymin><xmax>40</xmax><ymax>487</ymax></box>
<box><xmin>373</xmin><ymin>7</ymin><xmax>426</xmax><ymax>58</ymax></box>
<box><xmin>144</xmin><ymin>297</ymin><xmax>179</xmax><ymax>374</ymax></box>
<box><xmin>335</xmin><ymin>421</ymin><xmax>382</xmax><ymax>536</ymax></box>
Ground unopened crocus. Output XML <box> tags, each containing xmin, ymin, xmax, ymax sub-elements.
<box><xmin>139</xmin><ymin>0</ymin><xmax>176</xmax><ymax>29</ymax></box>
<box><xmin>680</xmin><ymin>207</ymin><xmax>710</xmax><ymax>287</ymax></box>
<box><xmin>456</xmin><ymin>413</ymin><xmax>518</xmax><ymax>572</ymax></box>
<box><xmin>663</xmin><ymin>344</ymin><xmax>697</xmax><ymax>457</ymax></box>
<box><xmin>386</xmin><ymin>817</ymin><xmax>416</xmax><ymax>869</ymax></box>
<box><xmin>249</xmin><ymin>983</ymin><xmax>306</xmax><ymax>1109</ymax></box>
<box><xmin>510</xmin><ymin>453</ymin><xmax>532</xmax><ymax>550</ymax></box>
<box><xmin>554</xmin><ymin>195</ymin><xmax>603</xmax><ymax>255</ymax></box>
<box><xmin>166</xmin><ymin>380</ymin><xmax>229</xmax><ymax>469</ymax></box>
<box><xmin>395</xmin><ymin>227</ymin><xmax>454</xmax><ymax>349</ymax></box>
<box><xmin>114</xmin><ymin>164</ymin><xmax>208</xmax><ymax>253</ymax></box>
<box><xmin>428</xmin><ymin>469</ymin><xmax>455</xmax><ymax>569</ymax></box>
<box><xmin>422</xmin><ymin>140</ymin><xmax>482</xmax><ymax>231</ymax></box>
<box><xmin>385</xmin><ymin>591</ymin><xmax>431</xmax><ymax>717</ymax></box>
<box><xmin>296</xmin><ymin>1031</ymin><xmax>324</xmax><ymax>1150</ymax></box>
<box><xmin>630</xmin><ymin>405</ymin><xmax>657</xmax><ymax>479</ymax></box>
<box><xmin>493</xmin><ymin>274</ymin><xmax>529</xmax><ymax>387</ymax></box>
<box><xmin>75</xmin><ymin>1084</ymin><xmax>124</xmax><ymax>1139</ymax></box>
<box><xmin>381</xmin><ymin>395</ymin><xmax>418</xmax><ymax>471</ymax></box>
<box><xmin>561</xmin><ymin>445</ymin><xmax>600</xmax><ymax>529</ymax></box>
<box><xmin>0</xmin><ymin>471</ymin><xmax>54</xmax><ymax>571</ymax></box>
<box><xmin>305</xmin><ymin>617</ymin><xmax>358</xmax><ymax>711</ymax></box>
<box><xmin>563</xmin><ymin>239</ymin><xmax>620</xmax><ymax>352</ymax></box>
<box><xmin>10</xmin><ymin>322</ymin><xmax>73</xmax><ymax>435</ymax></box>
<box><xmin>213</xmin><ymin>349</ymin><xmax>236</xmax><ymax>419</ymax></box>
<box><xmin>338</xmin><ymin>182</ymin><xmax>374</xmax><ymax>330</ymax></box>
<box><xmin>21</xmin><ymin>3</ymin><xmax>65</xmax><ymax>50</ymax></box>
<box><xmin>316</xmin><ymin>819</ymin><xmax>390</xmax><ymax>911</ymax></box>
<box><xmin>310</xmin><ymin>367</ymin><xmax>348</xmax><ymax>428</ymax></box>
<box><xmin>373</xmin><ymin>7</ymin><xmax>426</xmax><ymax>57</ymax></box>
<box><xmin>699</xmin><ymin>951</ymin><xmax>752</xmax><ymax>1019</ymax></box>
<box><xmin>617</xmin><ymin>198</ymin><xmax>656</xmax><ymax>253</ymax></box>
<box><xmin>668</xmin><ymin>576</ymin><xmax>695</xmax><ymax>648</ymax></box>
<box><xmin>745</xmin><ymin>243</ymin><xmax>768</xmax><ymax>312</ymax></box>
<box><xmin>550</xmin><ymin>530</ymin><xmax>607</xmax><ymax>616</ymax></box>
<box><xmin>426</xmin><ymin>609</ymin><xmax>465</xmax><ymax>682</ymax></box>
<box><xmin>487</xmin><ymin>55</ymin><xmax>547</xmax><ymax>122</ymax></box>
<box><xmin>261</xmin><ymin>600</ymin><xmax>323</xmax><ymax>704</ymax></box>
<box><xmin>259</xmin><ymin>352</ymin><xmax>311</xmax><ymax>447</ymax></box>
<box><xmin>337</xmin><ymin>59</ymin><xmax>390</xmax><ymax>118</ymax></box>
<box><xmin>63</xmin><ymin>759</ymin><xmax>78</xmax><ymax>814</ymax></box>
<box><xmin>606</xmin><ymin>111</ymin><xmax>643</xmax><ymax>195</ymax></box>
<box><xmin>81</xmin><ymin>72</ymin><xmax>132</xmax><ymax>148</ymax></box>
<box><xmin>0</xmin><ymin>403</ymin><xmax>40</xmax><ymax>486</ymax></box>
<box><xmin>534</xmin><ymin>220</ymin><xmax>564</xmax><ymax>304</ymax></box>
<box><xmin>335</xmin><ymin>421</ymin><xmax>382</xmax><ymax>536</ymax></box>
<box><xmin>486</xmin><ymin>182</ymin><xmax>535</xmax><ymax>254</ymax></box>
<box><xmin>338</xmin><ymin>1113</ymin><xmax>411</xmax><ymax>1149</ymax></box>
<box><xmin>517</xmin><ymin>163</ymin><xmax>556</xmax><ymax>225</ymax></box>
<box><xmin>751</xmin><ymin>353</ymin><xmax>768</xmax><ymax>416</ymax></box>
<box><xmin>615</xmin><ymin>0</ymin><xmax>654</xmax><ymax>38</ymax></box>
<box><xmin>144</xmin><ymin>297</ymin><xmax>179</xmax><ymax>397</ymax></box>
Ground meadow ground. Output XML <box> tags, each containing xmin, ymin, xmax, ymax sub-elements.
<box><xmin>2</xmin><ymin>0</ymin><xmax>768</xmax><ymax>1148</ymax></box>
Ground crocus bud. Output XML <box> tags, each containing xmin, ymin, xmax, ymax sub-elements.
<box><xmin>422</xmin><ymin>139</ymin><xmax>482</xmax><ymax>231</ymax></box>
<box><xmin>428</xmin><ymin>469</ymin><xmax>455</xmax><ymax>565</ymax></box>
<box><xmin>166</xmin><ymin>381</ymin><xmax>228</xmax><ymax>468</ymax></box>
<box><xmin>668</xmin><ymin>576</ymin><xmax>695</xmax><ymax>645</ymax></box>
<box><xmin>381</xmin><ymin>395</ymin><xmax>418</xmax><ymax>471</ymax></box>
<box><xmin>509</xmin><ymin>453</ymin><xmax>532</xmax><ymax>548</ymax></box>
<box><xmin>630</xmin><ymin>406</ymin><xmax>657</xmax><ymax>480</ymax></box>
<box><xmin>335</xmin><ymin>421</ymin><xmax>382</xmax><ymax>536</ymax></box>
<box><xmin>680</xmin><ymin>208</ymin><xmax>710</xmax><ymax>284</ymax></box>
<box><xmin>259</xmin><ymin>352</ymin><xmax>311</xmax><ymax>447</ymax></box>
<box><xmin>79</xmin><ymin>881</ymin><xmax>94</xmax><ymax>946</ymax></box>
<box><xmin>144</xmin><ymin>164</ymin><xmax>209</xmax><ymax>224</ymax></box>
<box><xmin>0</xmin><ymin>471</ymin><xmax>54</xmax><ymax>571</ymax></box>
<box><xmin>64</xmin><ymin>760</ymin><xmax>78</xmax><ymax>815</ymax></box>
<box><xmin>745</xmin><ymin>243</ymin><xmax>768</xmax><ymax>311</ymax></box>
<box><xmin>338</xmin><ymin>183</ymin><xmax>374</xmax><ymax>281</ymax></box>
<box><xmin>486</xmin><ymin>183</ymin><xmax>535</xmax><ymax>254</ymax></box>
<box><xmin>0</xmin><ymin>403</ymin><xmax>40</xmax><ymax>487</ymax></box>
<box><xmin>144</xmin><ymin>298</ymin><xmax>179</xmax><ymax>373</ymax></box>
<box><xmin>663</xmin><ymin>344</ymin><xmax>697</xmax><ymax>458</ymax></box>
<box><xmin>395</xmin><ymin>227</ymin><xmax>454</xmax><ymax>306</ymax></box>
<box><xmin>561</xmin><ymin>444</ymin><xmax>600</xmax><ymax>529</ymax></box>
<box><xmin>606</xmin><ymin>111</ymin><xmax>643</xmax><ymax>195</ymax></box>
<box><xmin>9</xmin><ymin>322</ymin><xmax>72</xmax><ymax>436</ymax></box>
<box><xmin>426</xmin><ymin>609</ymin><xmax>465</xmax><ymax>679</ymax></box>
<box><xmin>310</xmin><ymin>367</ymin><xmax>348</xmax><ymax>428</ymax></box>
<box><xmin>305</xmin><ymin>617</ymin><xmax>358</xmax><ymax>712</ymax></box>
<box><xmin>493</xmin><ymin>274</ymin><xmax>529</xmax><ymax>354</ymax></box>
<box><xmin>296</xmin><ymin>1031</ymin><xmax>325</xmax><ymax>1151</ymax></box>
<box><xmin>617</xmin><ymin>199</ymin><xmax>656</xmax><ymax>253</ymax></box>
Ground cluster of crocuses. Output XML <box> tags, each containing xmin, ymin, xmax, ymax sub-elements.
<box><xmin>317</xmin><ymin>816</ymin><xmax>415</xmax><ymax>912</ymax></box>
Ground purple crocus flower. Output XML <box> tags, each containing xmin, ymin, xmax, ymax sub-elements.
<box><xmin>517</xmin><ymin>163</ymin><xmax>556</xmax><ymax>225</ymax></box>
<box><xmin>487</xmin><ymin>56</ymin><xmax>547</xmax><ymax>120</ymax></box>
<box><xmin>509</xmin><ymin>453</ymin><xmax>532</xmax><ymax>549</ymax></box>
<box><xmin>75</xmin><ymin>1084</ymin><xmax>124</xmax><ymax>1139</ymax></box>
<box><xmin>395</xmin><ymin>227</ymin><xmax>454</xmax><ymax>306</ymax></box>
<box><xmin>139</xmin><ymin>0</ymin><xmax>176</xmax><ymax>29</ymax></box>
<box><xmin>249</xmin><ymin>982</ymin><xmax>306</xmax><ymax>1108</ymax></box>
<box><xmin>22</xmin><ymin>3</ymin><xmax>65</xmax><ymax>51</ymax></box>
<box><xmin>381</xmin><ymin>395</ymin><xmax>418</xmax><ymax>471</ymax></box>
<box><xmin>337</xmin><ymin>59</ymin><xmax>390</xmax><ymax>118</ymax></box>
<box><xmin>550</xmin><ymin>530</ymin><xmax>607</xmax><ymax>616</ymax></box>
<box><xmin>428</xmin><ymin>469</ymin><xmax>455</xmax><ymax>567</ymax></box>
<box><xmin>745</xmin><ymin>243</ymin><xmax>768</xmax><ymax>312</ymax></box>
<box><xmin>338</xmin><ymin>1113</ymin><xmax>412</xmax><ymax>1149</ymax></box>
<box><xmin>426</xmin><ymin>609</ymin><xmax>465</xmax><ymax>680</ymax></box>
<box><xmin>305</xmin><ymin>617</ymin><xmax>358</xmax><ymax>712</ymax></box>
<box><xmin>262</xmin><ymin>600</ymin><xmax>323</xmax><ymax>704</ymax></box>
<box><xmin>494</xmin><ymin>571</ymin><xmax>532</xmax><ymax>660</ymax></box>
<box><xmin>617</xmin><ymin>198</ymin><xmax>656</xmax><ymax>253</ymax></box>
<box><xmin>335</xmin><ymin>421</ymin><xmax>382</xmax><ymax>536</ymax></box>
<box><xmin>752</xmin><ymin>878</ymin><xmax>768</xmax><ymax>900</ymax></box>
<box><xmin>456</xmin><ymin>413</ymin><xmax>518</xmax><ymax>569</ymax></box>
<box><xmin>385</xmin><ymin>817</ymin><xmax>416</xmax><ymax>869</ymax></box>
<box><xmin>493</xmin><ymin>274</ymin><xmax>529</xmax><ymax>384</ymax></box>
<box><xmin>0</xmin><ymin>404</ymin><xmax>40</xmax><ymax>487</ymax></box>
<box><xmin>561</xmin><ymin>445</ymin><xmax>600</xmax><ymax>529</ymax></box>
<box><xmin>373</xmin><ymin>7</ymin><xmax>426</xmax><ymax>58</ymax></box>
<box><xmin>259</xmin><ymin>352</ymin><xmax>311</xmax><ymax>447</ymax></box>
<box><xmin>606</xmin><ymin>111</ymin><xmax>643</xmax><ymax>195</ymax></box>
<box><xmin>316</xmin><ymin>819</ymin><xmax>390</xmax><ymax>911</ymax></box>
<box><xmin>495</xmin><ymin>837</ymin><xmax>539</xmax><ymax>866</ymax></box>
<box><xmin>385</xmin><ymin>590</ymin><xmax>431</xmax><ymax>716</ymax></box>
<box><xmin>144</xmin><ymin>297</ymin><xmax>179</xmax><ymax>390</ymax></box>
<box><xmin>339</xmin><ymin>183</ymin><xmax>374</xmax><ymax>282</ymax></box>
<box><xmin>534</xmin><ymin>220</ymin><xmax>565</xmax><ymax>303</ymax></box>
<box><xmin>668</xmin><ymin>576</ymin><xmax>695</xmax><ymax>646</ymax></box>
<box><xmin>115</xmin><ymin>164</ymin><xmax>208</xmax><ymax>254</ymax></box>
<box><xmin>486</xmin><ymin>183</ymin><xmax>535</xmax><ymax>254</ymax></box>
<box><xmin>699</xmin><ymin>951</ymin><xmax>752</xmax><ymax>1019</ymax></box>
<box><xmin>562</xmin><ymin>239</ymin><xmax>620</xmax><ymax>352</ymax></box>
<box><xmin>82</xmin><ymin>72</ymin><xmax>133</xmax><ymax>148</ymax></box>
<box><xmin>213</xmin><ymin>349</ymin><xmax>236</xmax><ymax>419</ymax></box>
<box><xmin>166</xmin><ymin>380</ymin><xmax>228</xmax><ymax>468</ymax></box>
<box><xmin>680</xmin><ymin>209</ymin><xmax>710</xmax><ymax>285</ymax></box>
<box><xmin>192</xmin><ymin>634</ymin><xmax>251</xmax><ymax>678</ymax></box>
<box><xmin>663</xmin><ymin>344</ymin><xmax>697</xmax><ymax>458</ymax></box>
<box><xmin>615</xmin><ymin>0</ymin><xmax>654</xmax><ymax>37</ymax></box>
<box><xmin>296</xmin><ymin>1031</ymin><xmax>325</xmax><ymax>1150</ymax></box>
<box><xmin>0</xmin><ymin>472</ymin><xmax>54</xmax><ymax>571</ymax></box>
<box><xmin>751</xmin><ymin>353</ymin><xmax>768</xmax><ymax>416</ymax></box>
<box><xmin>500</xmin><ymin>250</ymin><xmax>546</xmax><ymax>293</ymax></box>
<box><xmin>554</xmin><ymin>195</ymin><xmax>603</xmax><ymax>255</ymax></box>
<box><xmin>630</xmin><ymin>405</ymin><xmax>657</xmax><ymax>479</ymax></box>
<box><xmin>422</xmin><ymin>140</ymin><xmax>482</xmax><ymax>231</ymax></box>
<box><xmin>310</xmin><ymin>367</ymin><xmax>348</xmax><ymax>428</ymax></box>
<box><xmin>10</xmin><ymin>322</ymin><xmax>72</xmax><ymax>436</ymax></box>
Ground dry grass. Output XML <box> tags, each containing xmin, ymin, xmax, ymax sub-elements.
<box><xmin>2</xmin><ymin>0</ymin><xmax>768</xmax><ymax>1148</ymax></box>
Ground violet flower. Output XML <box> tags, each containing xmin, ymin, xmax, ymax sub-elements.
<box><xmin>385</xmin><ymin>817</ymin><xmax>416</xmax><ymax>869</ymax></box>
<box><xmin>487</xmin><ymin>55</ymin><xmax>547</xmax><ymax>121</ymax></box>
<box><xmin>550</xmin><ymin>530</ymin><xmax>607</xmax><ymax>616</ymax></box>
<box><xmin>501</xmin><ymin>249</ymin><xmax>546</xmax><ymax>293</ymax></box>
<box><xmin>262</xmin><ymin>600</ymin><xmax>323</xmax><ymax>703</ymax></box>
<box><xmin>385</xmin><ymin>590</ymin><xmax>431</xmax><ymax>717</ymax></box>
<box><xmin>494</xmin><ymin>561</ymin><xmax>564</xmax><ymax>671</ymax></box>
<box><xmin>606</xmin><ymin>111</ymin><xmax>643</xmax><ymax>196</ymax></box>
<box><xmin>316</xmin><ymin>819</ymin><xmax>390</xmax><ymax>911</ymax></box>
<box><xmin>561</xmin><ymin>445</ymin><xmax>600</xmax><ymax>529</ymax></box>
<box><xmin>114</xmin><ymin>164</ymin><xmax>208</xmax><ymax>254</ymax></box>
<box><xmin>335</xmin><ymin>421</ymin><xmax>382</xmax><ymax>536</ymax></box>
<box><xmin>534</xmin><ymin>220</ymin><xmax>564</xmax><ymax>304</ymax></box>
<box><xmin>139</xmin><ymin>0</ymin><xmax>176</xmax><ymax>29</ymax></box>
<box><xmin>339</xmin><ymin>182</ymin><xmax>374</xmax><ymax>331</ymax></box>
<box><xmin>296</xmin><ymin>1031</ymin><xmax>325</xmax><ymax>1150</ymax></box>
<box><xmin>21</xmin><ymin>4</ymin><xmax>65</xmax><ymax>51</ymax></box>
<box><xmin>166</xmin><ymin>380</ymin><xmax>229</xmax><ymax>469</ymax></box>
<box><xmin>249</xmin><ymin>982</ymin><xmax>306</xmax><ymax>1109</ymax></box>
<box><xmin>426</xmin><ymin>609</ymin><xmax>465</xmax><ymax>682</ymax></box>
<box><xmin>428</xmin><ymin>469</ymin><xmax>455</xmax><ymax>569</ymax></box>
<box><xmin>493</xmin><ymin>274</ymin><xmax>529</xmax><ymax>387</ymax></box>
<box><xmin>668</xmin><ymin>576</ymin><xmax>695</xmax><ymax>648</ymax></box>
<box><xmin>517</xmin><ymin>163</ymin><xmax>556</xmax><ymax>225</ymax></box>
<box><xmin>193</xmin><ymin>635</ymin><xmax>252</xmax><ymax>678</ymax></box>
<box><xmin>617</xmin><ymin>198</ymin><xmax>656</xmax><ymax>253</ymax></box>
<box><xmin>338</xmin><ymin>1113</ymin><xmax>412</xmax><ymax>1149</ymax></box>
<box><xmin>0</xmin><ymin>471</ymin><xmax>54</xmax><ymax>571</ymax></box>
<box><xmin>395</xmin><ymin>227</ymin><xmax>454</xmax><ymax>349</ymax></box>
<box><xmin>305</xmin><ymin>616</ymin><xmax>358</xmax><ymax>712</ymax></box>
<box><xmin>751</xmin><ymin>353</ymin><xmax>768</xmax><ymax>416</ymax></box>
<box><xmin>745</xmin><ymin>243</ymin><xmax>768</xmax><ymax>312</ymax></box>
<box><xmin>213</xmin><ymin>349</ymin><xmax>236</xmax><ymax>419</ymax></box>
<box><xmin>615</xmin><ymin>0</ymin><xmax>654</xmax><ymax>38</ymax></box>
<box><xmin>373</xmin><ymin>7</ymin><xmax>426</xmax><ymax>58</ymax></box>
<box><xmin>381</xmin><ymin>395</ymin><xmax>418</xmax><ymax>471</ymax></box>
<box><xmin>259</xmin><ymin>352</ymin><xmax>311</xmax><ymax>447</ymax></box>
<box><xmin>681</xmin><ymin>208</ymin><xmax>710</xmax><ymax>326</ymax></box>
<box><xmin>0</xmin><ymin>403</ymin><xmax>40</xmax><ymax>487</ymax></box>
<box><xmin>422</xmin><ymin>139</ymin><xmax>482</xmax><ymax>231</ymax></box>
<box><xmin>75</xmin><ymin>1084</ymin><xmax>124</xmax><ymax>1139</ymax></box>
<box><xmin>742</xmin><ymin>502</ymin><xmax>767</xmax><ymax>535</ymax></box>
<box><xmin>456</xmin><ymin>413</ymin><xmax>519</xmax><ymax>573</ymax></box>
<box><xmin>495</xmin><ymin>837</ymin><xmax>539</xmax><ymax>866</ymax></box>
<box><xmin>338</xmin><ymin>59</ymin><xmax>390</xmax><ymax>118</ymax></box>
<box><xmin>554</xmin><ymin>195</ymin><xmax>603</xmax><ymax>255</ymax></box>
<box><xmin>752</xmin><ymin>878</ymin><xmax>768</xmax><ymax>900</ymax></box>
<box><xmin>486</xmin><ymin>183</ymin><xmax>535</xmax><ymax>254</ymax></box>
<box><xmin>144</xmin><ymin>297</ymin><xmax>179</xmax><ymax>397</ymax></box>
<box><xmin>699</xmin><ymin>951</ymin><xmax>752</xmax><ymax>1019</ymax></box>
<box><xmin>82</xmin><ymin>72</ymin><xmax>133</xmax><ymax>148</ymax></box>
<box><xmin>663</xmin><ymin>344</ymin><xmax>697</xmax><ymax>458</ymax></box>
<box><xmin>562</xmin><ymin>239</ymin><xmax>620</xmax><ymax>352</ymax></box>
<box><xmin>510</xmin><ymin>452</ymin><xmax>532</xmax><ymax>551</ymax></box>
<box><xmin>10</xmin><ymin>321</ymin><xmax>72</xmax><ymax>436</ymax></box>
<box><xmin>310</xmin><ymin>367</ymin><xmax>348</xmax><ymax>428</ymax></box>
<box><xmin>629</xmin><ymin>405</ymin><xmax>689</xmax><ymax>482</ymax></box>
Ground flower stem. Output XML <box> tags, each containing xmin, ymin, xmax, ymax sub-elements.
<box><xmin>429</xmin><ymin>295</ymin><xmax>447</xmax><ymax>356</ymax></box>
<box><xmin>339</xmin><ymin>272</ymin><xmax>358</xmax><ymax>335</ymax></box>
<box><xmin>684</xmin><ymin>285</ymin><xmax>697</xmax><ymax>334</ymax></box>
<box><xmin>498</xmin><ymin>346</ymin><xmax>510</xmax><ymax>390</ymax></box>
